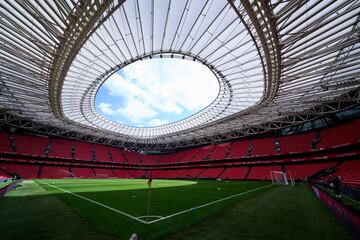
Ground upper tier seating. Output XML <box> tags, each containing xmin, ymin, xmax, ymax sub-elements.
<box><xmin>158</xmin><ymin>154</ymin><xmax>176</xmax><ymax>164</ymax></box>
<box><xmin>123</xmin><ymin>151</ymin><xmax>140</xmax><ymax>164</ymax></box>
<box><xmin>13</xmin><ymin>134</ymin><xmax>49</xmax><ymax>156</ymax></box>
<box><xmin>93</xmin><ymin>144</ymin><xmax>111</xmax><ymax>162</ymax></box>
<box><xmin>74</xmin><ymin>141</ymin><xmax>92</xmax><ymax>160</ymax></box>
<box><xmin>173</xmin><ymin>151</ymin><xmax>189</xmax><ymax>163</ymax></box>
<box><xmin>0</xmin><ymin>133</ymin><xmax>12</xmax><ymax>152</ymax></box>
<box><xmin>181</xmin><ymin>148</ymin><xmax>198</xmax><ymax>163</ymax></box>
<box><xmin>280</xmin><ymin>132</ymin><xmax>315</xmax><ymax>154</ymax></box>
<box><xmin>141</xmin><ymin>154</ymin><xmax>158</xmax><ymax>165</ymax></box>
<box><xmin>108</xmin><ymin>147</ymin><xmax>126</xmax><ymax>163</ymax></box>
<box><xmin>208</xmin><ymin>143</ymin><xmax>230</xmax><ymax>160</ymax></box>
<box><xmin>227</xmin><ymin>141</ymin><xmax>248</xmax><ymax>159</ymax></box>
<box><xmin>49</xmin><ymin>138</ymin><xmax>73</xmax><ymax>158</ymax></box>
<box><xmin>317</xmin><ymin>119</ymin><xmax>360</xmax><ymax>150</ymax></box>
<box><xmin>252</xmin><ymin>138</ymin><xmax>276</xmax><ymax>156</ymax></box>
<box><xmin>192</xmin><ymin>145</ymin><xmax>213</xmax><ymax>161</ymax></box>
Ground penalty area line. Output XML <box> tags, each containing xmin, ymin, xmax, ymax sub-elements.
<box><xmin>147</xmin><ymin>184</ymin><xmax>273</xmax><ymax>224</ymax></box>
<box><xmin>137</xmin><ymin>215</ymin><xmax>164</xmax><ymax>220</ymax></box>
<box><xmin>36</xmin><ymin>180</ymin><xmax>147</xmax><ymax>224</ymax></box>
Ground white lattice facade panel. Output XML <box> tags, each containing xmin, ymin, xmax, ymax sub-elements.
<box><xmin>0</xmin><ymin>0</ymin><xmax>359</xmax><ymax>149</ymax></box>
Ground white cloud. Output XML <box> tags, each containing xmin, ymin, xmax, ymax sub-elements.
<box><xmin>98</xmin><ymin>102</ymin><xmax>115</xmax><ymax>115</ymax></box>
<box><xmin>147</xmin><ymin>118</ymin><xmax>169</xmax><ymax>127</ymax></box>
<box><xmin>117</xmin><ymin>97</ymin><xmax>158</xmax><ymax>123</ymax></box>
<box><xmin>100</xmin><ymin>58</ymin><xmax>219</xmax><ymax>125</ymax></box>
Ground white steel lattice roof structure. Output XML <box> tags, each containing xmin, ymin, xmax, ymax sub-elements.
<box><xmin>0</xmin><ymin>0</ymin><xmax>359</xmax><ymax>150</ymax></box>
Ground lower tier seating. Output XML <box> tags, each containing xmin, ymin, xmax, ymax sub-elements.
<box><xmin>219</xmin><ymin>167</ymin><xmax>249</xmax><ymax>180</ymax></box>
<box><xmin>94</xmin><ymin>168</ymin><xmax>116</xmax><ymax>178</ymax></box>
<box><xmin>247</xmin><ymin>166</ymin><xmax>281</xmax><ymax>180</ymax></box>
<box><xmin>285</xmin><ymin>162</ymin><xmax>335</xmax><ymax>180</ymax></box>
<box><xmin>2</xmin><ymin>159</ymin><xmax>358</xmax><ymax>183</ymax></box>
<box><xmin>333</xmin><ymin>160</ymin><xmax>360</xmax><ymax>187</ymax></box>
<box><xmin>41</xmin><ymin>166</ymin><xmax>71</xmax><ymax>178</ymax></box>
<box><xmin>198</xmin><ymin>168</ymin><xmax>224</xmax><ymax>179</ymax></box>
<box><xmin>0</xmin><ymin>163</ymin><xmax>39</xmax><ymax>178</ymax></box>
<box><xmin>71</xmin><ymin>167</ymin><xmax>95</xmax><ymax>178</ymax></box>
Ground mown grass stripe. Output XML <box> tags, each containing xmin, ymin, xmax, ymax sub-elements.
<box><xmin>37</xmin><ymin>180</ymin><xmax>147</xmax><ymax>224</ymax></box>
<box><xmin>147</xmin><ymin>184</ymin><xmax>273</xmax><ymax>224</ymax></box>
<box><xmin>38</xmin><ymin>180</ymin><xmax>273</xmax><ymax>225</ymax></box>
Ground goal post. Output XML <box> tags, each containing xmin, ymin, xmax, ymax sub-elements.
<box><xmin>270</xmin><ymin>171</ymin><xmax>289</xmax><ymax>185</ymax></box>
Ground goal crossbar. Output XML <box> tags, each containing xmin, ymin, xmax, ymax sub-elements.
<box><xmin>270</xmin><ymin>171</ymin><xmax>289</xmax><ymax>185</ymax></box>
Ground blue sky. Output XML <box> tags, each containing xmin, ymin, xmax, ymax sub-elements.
<box><xmin>95</xmin><ymin>58</ymin><xmax>219</xmax><ymax>127</ymax></box>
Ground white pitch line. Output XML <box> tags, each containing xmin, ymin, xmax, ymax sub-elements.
<box><xmin>37</xmin><ymin>180</ymin><xmax>273</xmax><ymax>225</ymax></box>
<box><xmin>147</xmin><ymin>184</ymin><xmax>273</xmax><ymax>224</ymax></box>
<box><xmin>137</xmin><ymin>215</ymin><xmax>163</xmax><ymax>220</ymax></box>
<box><xmin>36</xmin><ymin>180</ymin><xmax>147</xmax><ymax>224</ymax></box>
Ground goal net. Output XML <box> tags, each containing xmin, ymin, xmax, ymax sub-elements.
<box><xmin>270</xmin><ymin>171</ymin><xmax>289</xmax><ymax>185</ymax></box>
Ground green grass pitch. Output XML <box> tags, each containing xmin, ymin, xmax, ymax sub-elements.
<box><xmin>0</xmin><ymin>179</ymin><xmax>354</xmax><ymax>240</ymax></box>
<box><xmin>0</xmin><ymin>182</ymin><xmax>10</xmax><ymax>189</ymax></box>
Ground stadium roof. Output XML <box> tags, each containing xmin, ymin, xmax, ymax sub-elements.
<box><xmin>0</xmin><ymin>0</ymin><xmax>359</xmax><ymax>150</ymax></box>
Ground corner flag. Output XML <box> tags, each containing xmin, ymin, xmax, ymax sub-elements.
<box><xmin>146</xmin><ymin>172</ymin><xmax>153</xmax><ymax>222</ymax></box>
<box><xmin>147</xmin><ymin>172</ymin><xmax>152</xmax><ymax>188</ymax></box>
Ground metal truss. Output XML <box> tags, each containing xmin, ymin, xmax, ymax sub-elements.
<box><xmin>0</xmin><ymin>0</ymin><xmax>359</xmax><ymax>150</ymax></box>
<box><xmin>59</xmin><ymin>0</ymin><xmax>267</xmax><ymax>139</ymax></box>
<box><xmin>0</xmin><ymin>87</ymin><xmax>358</xmax><ymax>150</ymax></box>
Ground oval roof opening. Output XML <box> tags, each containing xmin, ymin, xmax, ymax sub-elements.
<box><xmin>96</xmin><ymin>58</ymin><xmax>219</xmax><ymax>127</ymax></box>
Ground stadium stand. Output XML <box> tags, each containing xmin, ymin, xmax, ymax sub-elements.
<box><xmin>316</xmin><ymin>120</ymin><xmax>360</xmax><ymax>150</ymax></box>
<box><xmin>0</xmin><ymin>133</ymin><xmax>12</xmax><ymax>153</ymax></box>
<box><xmin>13</xmin><ymin>134</ymin><xmax>48</xmax><ymax>156</ymax></box>
<box><xmin>180</xmin><ymin>149</ymin><xmax>198</xmax><ymax>163</ymax></box>
<box><xmin>94</xmin><ymin>168</ymin><xmax>116</xmax><ymax>178</ymax></box>
<box><xmin>247</xmin><ymin>166</ymin><xmax>282</xmax><ymax>180</ymax></box>
<box><xmin>108</xmin><ymin>147</ymin><xmax>126</xmax><ymax>163</ymax></box>
<box><xmin>183</xmin><ymin>168</ymin><xmax>204</xmax><ymax>178</ymax></box>
<box><xmin>219</xmin><ymin>167</ymin><xmax>249</xmax><ymax>180</ymax></box>
<box><xmin>41</xmin><ymin>166</ymin><xmax>71</xmax><ymax>179</ymax></box>
<box><xmin>198</xmin><ymin>168</ymin><xmax>225</xmax><ymax>179</ymax></box>
<box><xmin>0</xmin><ymin>2</ymin><xmax>359</xmax><ymax>239</ymax></box>
<box><xmin>71</xmin><ymin>167</ymin><xmax>95</xmax><ymax>178</ymax></box>
<box><xmin>226</xmin><ymin>141</ymin><xmax>248</xmax><ymax>159</ymax></box>
<box><xmin>49</xmin><ymin>138</ymin><xmax>73</xmax><ymax>159</ymax></box>
<box><xmin>208</xmin><ymin>143</ymin><xmax>230</xmax><ymax>160</ymax></box>
<box><xmin>74</xmin><ymin>141</ymin><xmax>93</xmax><ymax>160</ymax></box>
<box><xmin>252</xmin><ymin>138</ymin><xmax>276</xmax><ymax>156</ymax></box>
<box><xmin>333</xmin><ymin>161</ymin><xmax>360</xmax><ymax>187</ymax></box>
<box><xmin>192</xmin><ymin>145</ymin><xmax>213</xmax><ymax>161</ymax></box>
<box><xmin>112</xmin><ymin>169</ymin><xmax>133</xmax><ymax>178</ymax></box>
<box><xmin>285</xmin><ymin>163</ymin><xmax>336</xmax><ymax>180</ymax></box>
<box><xmin>93</xmin><ymin>144</ymin><xmax>111</xmax><ymax>162</ymax></box>
<box><xmin>0</xmin><ymin>118</ymin><xmax>359</xmax><ymax>181</ymax></box>
<box><xmin>0</xmin><ymin>163</ymin><xmax>38</xmax><ymax>179</ymax></box>
<box><xmin>280</xmin><ymin>132</ymin><xmax>315</xmax><ymax>154</ymax></box>
<box><xmin>123</xmin><ymin>151</ymin><xmax>140</xmax><ymax>164</ymax></box>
